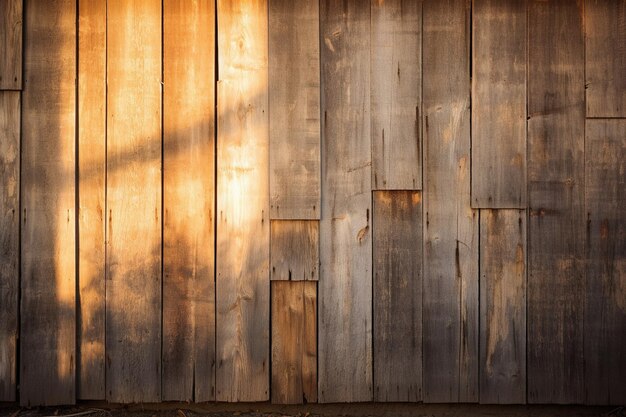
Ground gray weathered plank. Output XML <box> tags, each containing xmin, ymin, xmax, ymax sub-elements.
<box><xmin>584</xmin><ymin>119</ymin><xmax>626</xmax><ymax>405</ymax></box>
<box><xmin>20</xmin><ymin>0</ymin><xmax>76</xmax><ymax>406</ymax></box>
<box><xmin>471</xmin><ymin>0</ymin><xmax>526</xmax><ymax>208</ymax></box>
<box><xmin>0</xmin><ymin>0</ymin><xmax>22</xmax><ymax>90</ymax></box>
<box><xmin>106</xmin><ymin>0</ymin><xmax>162</xmax><ymax>403</ymax></box>
<box><xmin>422</xmin><ymin>0</ymin><xmax>478</xmax><ymax>403</ymax></box>
<box><xmin>527</xmin><ymin>0</ymin><xmax>585</xmax><ymax>404</ymax></box>
<box><xmin>269</xmin><ymin>0</ymin><xmax>320</xmax><ymax>219</ymax></box>
<box><xmin>216</xmin><ymin>0</ymin><xmax>270</xmax><ymax>402</ymax></box>
<box><xmin>479</xmin><ymin>209</ymin><xmax>526</xmax><ymax>404</ymax></box>
<box><xmin>163</xmin><ymin>0</ymin><xmax>216</xmax><ymax>402</ymax></box>
<box><xmin>373</xmin><ymin>191</ymin><xmax>422</xmax><ymax>402</ymax></box>
<box><xmin>318</xmin><ymin>0</ymin><xmax>372</xmax><ymax>403</ymax></box>
<box><xmin>271</xmin><ymin>220</ymin><xmax>318</xmax><ymax>281</ymax></box>
<box><xmin>371</xmin><ymin>0</ymin><xmax>422</xmax><ymax>190</ymax></box>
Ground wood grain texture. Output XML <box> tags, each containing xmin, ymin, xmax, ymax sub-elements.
<box><xmin>527</xmin><ymin>0</ymin><xmax>585</xmax><ymax>404</ymax></box>
<box><xmin>0</xmin><ymin>0</ymin><xmax>22</xmax><ymax>89</ymax></box>
<box><xmin>20</xmin><ymin>0</ymin><xmax>76</xmax><ymax>406</ymax></box>
<box><xmin>479</xmin><ymin>210</ymin><xmax>526</xmax><ymax>404</ymax></box>
<box><xmin>318</xmin><ymin>0</ymin><xmax>372</xmax><ymax>403</ymax></box>
<box><xmin>422</xmin><ymin>0</ymin><xmax>478</xmax><ymax>403</ymax></box>
<box><xmin>373</xmin><ymin>191</ymin><xmax>422</xmax><ymax>402</ymax></box>
<box><xmin>216</xmin><ymin>0</ymin><xmax>270</xmax><ymax>402</ymax></box>
<box><xmin>271</xmin><ymin>281</ymin><xmax>317</xmax><ymax>404</ymax></box>
<box><xmin>585</xmin><ymin>0</ymin><xmax>626</xmax><ymax>117</ymax></box>
<box><xmin>584</xmin><ymin>120</ymin><xmax>626</xmax><ymax>405</ymax></box>
<box><xmin>163</xmin><ymin>0</ymin><xmax>216</xmax><ymax>402</ymax></box>
<box><xmin>271</xmin><ymin>220</ymin><xmax>318</xmax><ymax>281</ymax></box>
<box><xmin>371</xmin><ymin>0</ymin><xmax>422</xmax><ymax>190</ymax></box>
<box><xmin>77</xmin><ymin>0</ymin><xmax>105</xmax><ymax>400</ymax></box>
<box><xmin>106</xmin><ymin>0</ymin><xmax>162</xmax><ymax>403</ymax></box>
<box><xmin>269</xmin><ymin>0</ymin><xmax>320</xmax><ymax>219</ymax></box>
<box><xmin>0</xmin><ymin>92</ymin><xmax>19</xmax><ymax>401</ymax></box>
<box><xmin>471</xmin><ymin>0</ymin><xmax>526</xmax><ymax>208</ymax></box>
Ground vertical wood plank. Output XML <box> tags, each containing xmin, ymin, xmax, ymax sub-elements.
<box><xmin>0</xmin><ymin>0</ymin><xmax>22</xmax><ymax>90</ymax></box>
<box><xmin>471</xmin><ymin>0</ymin><xmax>527</xmax><ymax>208</ymax></box>
<box><xmin>216</xmin><ymin>0</ymin><xmax>270</xmax><ymax>402</ymax></box>
<box><xmin>106</xmin><ymin>0</ymin><xmax>162</xmax><ymax>403</ymax></box>
<box><xmin>319</xmin><ymin>0</ymin><xmax>372</xmax><ymax>403</ymax></box>
<box><xmin>371</xmin><ymin>0</ymin><xmax>422</xmax><ymax>190</ymax></box>
<box><xmin>269</xmin><ymin>0</ymin><xmax>320</xmax><ymax>219</ymax></box>
<box><xmin>373</xmin><ymin>191</ymin><xmax>422</xmax><ymax>402</ymax></box>
<box><xmin>77</xmin><ymin>0</ymin><xmax>106</xmax><ymax>400</ymax></box>
<box><xmin>422</xmin><ymin>0</ymin><xmax>478</xmax><ymax>403</ymax></box>
<box><xmin>527</xmin><ymin>0</ymin><xmax>585</xmax><ymax>404</ymax></box>
<box><xmin>20</xmin><ymin>0</ymin><xmax>76</xmax><ymax>406</ymax></box>
<box><xmin>163</xmin><ymin>0</ymin><xmax>216</xmax><ymax>402</ymax></box>
<box><xmin>584</xmin><ymin>120</ymin><xmax>626</xmax><ymax>405</ymax></box>
<box><xmin>271</xmin><ymin>220</ymin><xmax>318</xmax><ymax>281</ymax></box>
<box><xmin>0</xmin><ymin>92</ymin><xmax>19</xmax><ymax>401</ymax></box>
<box><xmin>479</xmin><ymin>209</ymin><xmax>526</xmax><ymax>404</ymax></box>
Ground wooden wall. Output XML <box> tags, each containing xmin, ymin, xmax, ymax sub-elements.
<box><xmin>0</xmin><ymin>0</ymin><xmax>624</xmax><ymax>407</ymax></box>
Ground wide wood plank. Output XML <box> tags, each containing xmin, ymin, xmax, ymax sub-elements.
<box><xmin>373</xmin><ymin>191</ymin><xmax>422</xmax><ymax>402</ymax></box>
<box><xmin>584</xmin><ymin>120</ymin><xmax>626</xmax><ymax>405</ymax></box>
<box><xmin>318</xmin><ymin>0</ymin><xmax>372</xmax><ymax>403</ymax></box>
<box><xmin>20</xmin><ymin>0</ymin><xmax>76</xmax><ymax>406</ymax></box>
<box><xmin>371</xmin><ymin>0</ymin><xmax>422</xmax><ymax>190</ymax></box>
<box><xmin>422</xmin><ymin>0</ymin><xmax>478</xmax><ymax>403</ymax></box>
<box><xmin>527</xmin><ymin>0</ymin><xmax>585</xmax><ymax>404</ymax></box>
<box><xmin>471</xmin><ymin>0</ymin><xmax>526</xmax><ymax>208</ymax></box>
<box><xmin>271</xmin><ymin>220</ymin><xmax>318</xmax><ymax>281</ymax></box>
<box><xmin>106</xmin><ymin>0</ymin><xmax>162</xmax><ymax>403</ymax></box>
<box><xmin>216</xmin><ymin>0</ymin><xmax>270</xmax><ymax>402</ymax></box>
<box><xmin>479</xmin><ymin>209</ymin><xmax>526</xmax><ymax>404</ymax></box>
<box><xmin>163</xmin><ymin>0</ymin><xmax>216</xmax><ymax>402</ymax></box>
<box><xmin>269</xmin><ymin>0</ymin><xmax>320</xmax><ymax>219</ymax></box>
<box><xmin>0</xmin><ymin>92</ymin><xmax>19</xmax><ymax>401</ymax></box>
<box><xmin>0</xmin><ymin>0</ymin><xmax>22</xmax><ymax>90</ymax></box>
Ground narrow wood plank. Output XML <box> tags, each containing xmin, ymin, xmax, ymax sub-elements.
<box><xmin>271</xmin><ymin>281</ymin><xmax>317</xmax><ymax>404</ymax></box>
<box><xmin>269</xmin><ymin>0</ymin><xmax>320</xmax><ymax>219</ymax></box>
<box><xmin>0</xmin><ymin>91</ymin><xmax>19</xmax><ymax>401</ymax></box>
<box><xmin>20</xmin><ymin>0</ymin><xmax>76</xmax><ymax>406</ymax></box>
<box><xmin>373</xmin><ymin>191</ymin><xmax>422</xmax><ymax>402</ymax></box>
<box><xmin>163</xmin><ymin>0</ymin><xmax>216</xmax><ymax>402</ymax></box>
<box><xmin>318</xmin><ymin>0</ymin><xmax>372</xmax><ymax>403</ymax></box>
<box><xmin>271</xmin><ymin>220</ymin><xmax>318</xmax><ymax>281</ymax></box>
<box><xmin>527</xmin><ymin>0</ymin><xmax>585</xmax><ymax>404</ymax></box>
<box><xmin>422</xmin><ymin>0</ymin><xmax>478</xmax><ymax>403</ymax></box>
<box><xmin>471</xmin><ymin>0</ymin><xmax>526</xmax><ymax>208</ymax></box>
<box><xmin>585</xmin><ymin>0</ymin><xmax>626</xmax><ymax>117</ymax></box>
<box><xmin>479</xmin><ymin>209</ymin><xmax>526</xmax><ymax>404</ymax></box>
<box><xmin>0</xmin><ymin>0</ymin><xmax>22</xmax><ymax>89</ymax></box>
<box><xmin>77</xmin><ymin>0</ymin><xmax>106</xmax><ymax>400</ymax></box>
<box><xmin>216</xmin><ymin>0</ymin><xmax>270</xmax><ymax>402</ymax></box>
<box><xmin>371</xmin><ymin>0</ymin><xmax>422</xmax><ymax>190</ymax></box>
<box><xmin>106</xmin><ymin>0</ymin><xmax>162</xmax><ymax>403</ymax></box>
<box><xmin>584</xmin><ymin>119</ymin><xmax>626</xmax><ymax>405</ymax></box>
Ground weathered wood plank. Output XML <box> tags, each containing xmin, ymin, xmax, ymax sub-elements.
<box><xmin>20</xmin><ymin>0</ymin><xmax>76</xmax><ymax>406</ymax></box>
<box><xmin>216</xmin><ymin>0</ymin><xmax>270</xmax><ymax>402</ymax></box>
<box><xmin>585</xmin><ymin>0</ymin><xmax>626</xmax><ymax>117</ymax></box>
<box><xmin>0</xmin><ymin>0</ymin><xmax>22</xmax><ymax>90</ymax></box>
<box><xmin>479</xmin><ymin>209</ymin><xmax>526</xmax><ymax>404</ymax></box>
<box><xmin>106</xmin><ymin>0</ymin><xmax>162</xmax><ymax>403</ymax></box>
<box><xmin>373</xmin><ymin>191</ymin><xmax>422</xmax><ymax>402</ymax></box>
<box><xmin>471</xmin><ymin>0</ymin><xmax>526</xmax><ymax>208</ymax></box>
<box><xmin>527</xmin><ymin>0</ymin><xmax>585</xmax><ymax>404</ymax></box>
<box><xmin>163</xmin><ymin>0</ymin><xmax>216</xmax><ymax>402</ymax></box>
<box><xmin>318</xmin><ymin>0</ymin><xmax>372</xmax><ymax>403</ymax></box>
<box><xmin>271</xmin><ymin>220</ymin><xmax>318</xmax><ymax>281</ymax></box>
<box><xmin>77</xmin><ymin>0</ymin><xmax>106</xmax><ymax>400</ymax></box>
<box><xmin>584</xmin><ymin>119</ymin><xmax>626</xmax><ymax>405</ymax></box>
<box><xmin>269</xmin><ymin>0</ymin><xmax>320</xmax><ymax>219</ymax></box>
<box><xmin>0</xmin><ymin>91</ymin><xmax>19</xmax><ymax>401</ymax></box>
<box><xmin>371</xmin><ymin>0</ymin><xmax>422</xmax><ymax>190</ymax></box>
<box><xmin>422</xmin><ymin>0</ymin><xmax>478</xmax><ymax>403</ymax></box>
<box><xmin>271</xmin><ymin>281</ymin><xmax>317</xmax><ymax>404</ymax></box>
